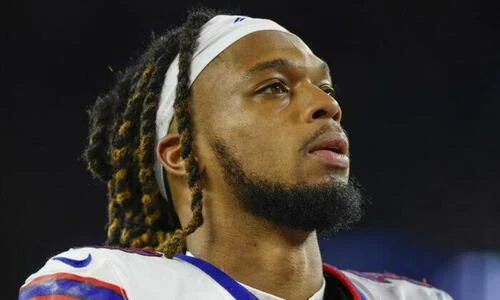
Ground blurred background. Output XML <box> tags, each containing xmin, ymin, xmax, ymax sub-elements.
<box><xmin>4</xmin><ymin>0</ymin><xmax>499</xmax><ymax>299</ymax></box>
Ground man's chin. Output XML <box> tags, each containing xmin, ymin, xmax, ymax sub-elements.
<box><xmin>236</xmin><ymin>179</ymin><xmax>364</xmax><ymax>234</ymax></box>
<box><xmin>210</xmin><ymin>138</ymin><xmax>364</xmax><ymax>235</ymax></box>
<box><xmin>299</xmin><ymin>173</ymin><xmax>350</xmax><ymax>187</ymax></box>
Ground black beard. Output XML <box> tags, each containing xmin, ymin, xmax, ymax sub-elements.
<box><xmin>210</xmin><ymin>139</ymin><xmax>365</xmax><ymax>235</ymax></box>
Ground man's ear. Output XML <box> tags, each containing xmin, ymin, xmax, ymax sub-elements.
<box><xmin>156</xmin><ymin>133</ymin><xmax>186</xmax><ymax>176</ymax></box>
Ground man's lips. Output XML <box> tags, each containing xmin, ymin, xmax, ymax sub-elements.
<box><xmin>309</xmin><ymin>150</ymin><xmax>350</xmax><ymax>168</ymax></box>
<box><xmin>307</xmin><ymin>135</ymin><xmax>350</xmax><ymax>168</ymax></box>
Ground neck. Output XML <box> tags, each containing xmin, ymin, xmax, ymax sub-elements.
<box><xmin>186</xmin><ymin>195</ymin><xmax>324</xmax><ymax>300</ymax></box>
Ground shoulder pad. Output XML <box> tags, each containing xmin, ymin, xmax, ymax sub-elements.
<box><xmin>343</xmin><ymin>269</ymin><xmax>454</xmax><ymax>300</ymax></box>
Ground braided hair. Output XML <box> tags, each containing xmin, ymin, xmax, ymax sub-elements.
<box><xmin>83</xmin><ymin>7</ymin><xmax>230</xmax><ymax>258</ymax></box>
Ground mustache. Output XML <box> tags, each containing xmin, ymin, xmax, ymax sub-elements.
<box><xmin>299</xmin><ymin>123</ymin><xmax>349</xmax><ymax>154</ymax></box>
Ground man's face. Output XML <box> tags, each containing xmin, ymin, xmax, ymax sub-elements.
<box><xmin>190</xmin><ymin>30</ymin><xmax>362</xmax><ymax>232</ymax></box>
<box><xmin>194</xmin><ymin>31</ymin><xmax>348</xmax><ymax>185</ymax></box>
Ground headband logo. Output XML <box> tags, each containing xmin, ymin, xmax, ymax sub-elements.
<box><xmin>233</xmin><ymin>17</ymin><xmax>246</xmax><ymax>23</ymax></box>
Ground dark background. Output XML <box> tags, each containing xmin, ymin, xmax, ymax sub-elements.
<box><xmin>4</xmin><ymin>0</ymin><xmax>499</xmax><ymax>299</ymax></box>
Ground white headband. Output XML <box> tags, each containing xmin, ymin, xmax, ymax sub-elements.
<box><xmin>154</xmin><ymin>14</ymin><xmax>291</xmax><ymax>200</ymax></box>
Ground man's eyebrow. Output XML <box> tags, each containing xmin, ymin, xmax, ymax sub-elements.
<box><xmin>320</xmin><ymin>60</ymin><xmax>330</xmax><ymax>74</ymax></box>
<box><xmin>243</xmin><ymin>58</ymin><xmax>332</xmax><ymax>79</ymax></box>
<box><xmin>244</xmin><ymin>58</ymin><xmax>291</xmax><ymax>78</ymax></box>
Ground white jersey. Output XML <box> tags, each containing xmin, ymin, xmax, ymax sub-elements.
<box><xmin>19</xmin><ymin>246</ymin><xmax>453</xmax><ymax>300</ymax></box>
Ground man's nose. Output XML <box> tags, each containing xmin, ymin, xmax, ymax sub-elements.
<box><xmin>300</xmin><ymin>82</ymin><xmax>342</xmax><ymax>123</ymax></box>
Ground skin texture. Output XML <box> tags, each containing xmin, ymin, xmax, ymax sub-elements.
<box><xmin>157</xmin><ymin>30</ymin><xmax>348</xmax><ymax>300</ymax></box>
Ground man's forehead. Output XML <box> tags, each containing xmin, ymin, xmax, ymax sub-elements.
<box><xmin>215</xmin><ymin>31</ymin><xmax>329</xmax><ymax>75</ymax></box>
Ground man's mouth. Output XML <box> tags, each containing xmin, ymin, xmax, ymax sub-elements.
<box><xmin>307</xmin><ymin>136</ymin><xmax>350</xmax><ymax>168</ymax></box>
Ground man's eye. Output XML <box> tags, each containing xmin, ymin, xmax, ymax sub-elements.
<box><xmin>259</xmin><ymin>81</ymin><xmax>289</xmax><ymax>94</ymax></box>
<box><xmin>322</xmin><ymin>86</ymin><xmax>336</xmax><ymax>98</ymax></box>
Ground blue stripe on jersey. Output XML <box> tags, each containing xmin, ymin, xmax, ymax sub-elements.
<box><xmin>19</xmin><ymin>279</ymin><xmax>125</xmax><ymax>300</ymax></box>
<box><xmin>357</xmin><ymin>286</ymin><xmax>367</xmax><ymax>300</ymax></box>
<box><xmin>175</xmin><ymin>254</ymin><xmax>258</xmax><ymax>300</ymax></box>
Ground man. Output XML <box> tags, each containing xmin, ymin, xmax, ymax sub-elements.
<box><xmin>19</xmin><ymin>7</ymin><xmax>453</xmax><ymax>300</ymax></box>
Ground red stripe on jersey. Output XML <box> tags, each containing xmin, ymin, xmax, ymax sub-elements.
<box><xmin>21</xmin><ymin>272</ymin><xmax>128</xmax><ymax>298</ymax></box>
<box><xmin>31</xmin><ymin>295</ymin><xmax>79</xmax><ymax>300</ymax></box>
<box><xmin>323</xmin><ymin>264</ymin><xmax>362</xmax><ymax>300</ymax></box>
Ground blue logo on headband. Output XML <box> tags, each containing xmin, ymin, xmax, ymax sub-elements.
<box><xmin>233</xmin><ymin>17</ymin><xmax>246</xmax><ymax>23</ymax></box>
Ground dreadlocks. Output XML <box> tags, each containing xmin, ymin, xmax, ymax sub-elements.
<box><xmin>83</xmin><ymin>7</ymin><xmax>226</xmax><ymax>258</ymax></box>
